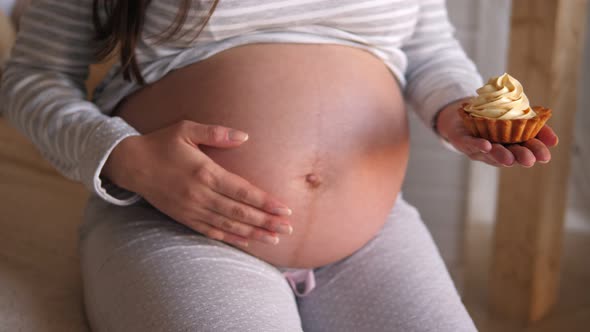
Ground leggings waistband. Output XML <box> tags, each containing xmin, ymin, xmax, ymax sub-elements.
<box><xmin>279</xmin><ymin>268</ymin><xmax>316</xmax><ymax>297</ymax></box>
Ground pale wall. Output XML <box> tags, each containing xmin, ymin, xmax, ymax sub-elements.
<box><xmin>402</xmin><ymin>0</ymin><xmax>512</xmax><ymax>269</ymax></box>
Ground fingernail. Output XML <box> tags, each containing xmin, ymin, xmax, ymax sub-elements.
<box><xmin>480</xmin><ymin>149</ymin><xmax>489</xmax><ymax>154</ymax></box>
<box><xmin>209</xmin><ymin>232</ymin><xmax>225</xmax><ymax>242</ymax></box>
<box><xmin>232</xmin><ymin>239</ymin><xmax>249</xmax><ymax>247</ymax></box>
<box><xmin>276</xmin><ymin>223</ymin><xmax>293</xmax><ymax>235</ymax></box>
<box><xmin>271</xmin><ymin>207</ymin><xmax>292</xmax><ymax>216</ymax></box>
<box><xmin>228</xmin><ymin>130</ymin><xmax>249</xmax><ymax>142</ymax></box>
<box><xmin>539</xmin><ymin>160</ymin><xmax>549</xmax><ymax>164</ymax></box>
<box><xmin>261</xmin><ymin>234</ymin><xmax>280</xmax><ymax>245</ymax></box>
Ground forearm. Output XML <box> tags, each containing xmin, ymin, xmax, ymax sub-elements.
<box><xmin>1</xmin><ymin>0</ymin><xmax>142</xmax><ymax>206</ymax></box>
<box><xmin>402</xmin><ymin>0</ymin><xmax>482</xmax><ymax>132</ymax></box>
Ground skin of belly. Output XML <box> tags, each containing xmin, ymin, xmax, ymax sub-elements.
<box><xmin>115</xmin><ymin>43</ymin><xmax>410</xmax><ymax>268</ymax></box>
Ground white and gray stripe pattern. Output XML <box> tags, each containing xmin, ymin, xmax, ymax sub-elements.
<box><xmin>1</xmin><ymin>0</ymin><xmax>482</xmax><ymax>206</ymax></box>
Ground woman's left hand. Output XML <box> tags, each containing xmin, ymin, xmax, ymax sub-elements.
<box><xmin>435</xmin><ymin>99</ymin><xmax>559</xmax><ymax>168</ymax></box>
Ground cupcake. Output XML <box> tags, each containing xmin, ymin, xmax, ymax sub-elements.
<box><xmin>458</xmin><ymin>73</ymin><xmax>552</xmax><ymax>144</ymax></box>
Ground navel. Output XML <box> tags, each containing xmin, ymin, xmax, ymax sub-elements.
<box><xmin>305</xmin><ymin>173</ymin><xmax>322</xmax><ymax>188</ymax></box>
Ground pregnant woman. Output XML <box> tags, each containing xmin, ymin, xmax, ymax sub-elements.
<box><xmin>2</xmin><ymin>0</ymin><xmax>558</xmax><ymax>331</ymax></box>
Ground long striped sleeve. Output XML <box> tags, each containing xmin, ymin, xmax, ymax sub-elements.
<box><xmin>402</xmin><ymin>0</ymin><xmax>483</xmax><ymax>130</ymax></box>
<box><xmin>0</xmin><ymin>0</ymin><xmax>141</xmax><ymax>206</ymax></box>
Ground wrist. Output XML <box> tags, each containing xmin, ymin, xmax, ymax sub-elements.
<box><xmin>434</xmin><ymin>98</ymin><xmax>471</xmax><ymax>141</ymax></box>
<box><xmin>101</xmin><ymin>135</ymin><xmax>143</xmax><ymax>192</ymax></box>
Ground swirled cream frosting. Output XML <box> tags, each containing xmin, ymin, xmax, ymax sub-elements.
<box><xmin>464</xmin><ymin>73</ymin><xmax>536</xmax><ymax>120</ymax></box>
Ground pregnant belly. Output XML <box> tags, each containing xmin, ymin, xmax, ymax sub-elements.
<box><xmin>115</xmin><ymin>44</ymin><xmax>409</xmax><ymax>268</ymax></box>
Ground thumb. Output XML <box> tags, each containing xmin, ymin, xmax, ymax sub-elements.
<box><xmin>181</xmin><ymin>121</ymin><xmax>249</xmax><ymax>148</ymax></box>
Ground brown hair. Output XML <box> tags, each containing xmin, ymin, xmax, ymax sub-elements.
<box><xmin>92</xmin><ymin>0</ymin><xmax>219</xmax><ymax>85</ymax></box>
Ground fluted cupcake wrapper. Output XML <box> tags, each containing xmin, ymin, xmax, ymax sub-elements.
<box><xmin>458</xmin><ymin>106</ymin><xmax>552</xmax><ymax>144</ymax></box>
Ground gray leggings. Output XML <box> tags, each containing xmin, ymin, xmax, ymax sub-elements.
<box><xmin>79</xmin><ymin>194</ymin><xmax>477</xmax><ymax>332</ymax></box>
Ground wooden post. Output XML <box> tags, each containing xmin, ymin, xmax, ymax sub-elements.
<box><xmin>490</xmin><ymin>0</ymin><xmax>588</xmax><ymax>323</ymax></box>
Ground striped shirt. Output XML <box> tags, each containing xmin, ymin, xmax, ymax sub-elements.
<box><xmin>1</xmin><ymin>0</ymin><xmax>483</xmax><ymax>206</ymax></box>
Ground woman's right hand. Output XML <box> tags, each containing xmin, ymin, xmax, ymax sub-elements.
<box><xmin>102</xmin><ymin>120</ymin><xmax>294</xmax><ymax>248</ymax></box>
